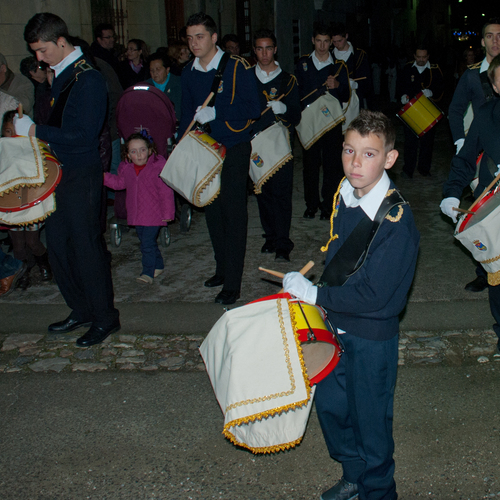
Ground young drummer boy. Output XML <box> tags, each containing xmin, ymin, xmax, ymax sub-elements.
<box><xmin>284</xmin><ymin>110</ymin><xmax>420</xmax><ymax>500</ymax></box>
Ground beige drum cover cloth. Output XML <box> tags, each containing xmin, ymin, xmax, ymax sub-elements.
<box><xmin>0</xmin><ymin>195</ymin><xmax>55</xmax><ymax>226</ymax></box>
<box><xmin>342</xmin><ymin>90</ymin><xmax>360</xmax><ymax>133</ymax></box>
<box><xmin>249</xmin><ymin>122</ymin><xmax>293</xmax><ymax>194</ymax></box>
<box><xmin>296</xmin><ymin>93</ymin><xmax>344</xmax><ymax>150</ymax></box>
<box><xmin>199</xmin><ymin>296</ymin><xmax>315</xmax><ymax>454</ymax></box>
<box><xmin>160</xmin><ymin>131</ymin><xmax>224</xmax><ymax>207</ymax></box>
<box><xmin>455</xmin><ymin>187</ymin><xmax>500</xmax><ymax>285</ymax></box>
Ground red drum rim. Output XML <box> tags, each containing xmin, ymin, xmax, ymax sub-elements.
<box><xmin>397</xmin><ymin>91</ymin><xmax>423</xmax><ymax>116</ymax></box>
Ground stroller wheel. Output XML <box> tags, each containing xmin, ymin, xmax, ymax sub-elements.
<box><xmin>110</xmin><ymin>224</ymin><xmax>122</xmax><ymax>247</ymax></box>
<box><xmin>160</xmin><ymin>226</ymin><xmax>171</xmax><ymax>248</ymax></box>
<box><xmin>180</xmin><ymin>204</ymin><xmax>192</xmax><ymax>233</ymax></box>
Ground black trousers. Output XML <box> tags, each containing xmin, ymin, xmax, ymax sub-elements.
<box><xmin>403</xmin><ymin>126</ymin><xmax>436</xmax><ymax>177</ymax></box>
<box><xmin>303</xmin><ymin>125</ymin><xmax>343</xmax><ymax>213</ymax></box>
<box><xmin>256</xmin><ymin>159</ymin><xmax>294</xmax><ymax>253</ymax></box>
<box><xmin>45</xmin><ymin>163</ymin><xmax>119</xmax><ymax>328</ymax></box>
<box><xmin>204</xmin><ymin>142</ymin><xmax>250</xmax><ymax>292</ymax></box>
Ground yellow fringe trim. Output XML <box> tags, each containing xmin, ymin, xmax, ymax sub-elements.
<box><xmin>480</xmin><ymin>253</ymin><xmax>500</xmax><ymax>265</ymax></box>
<box><xmin>320</xmin><ymin>178</ymin><xmax>345</xmax><ymax>252</ymax></box>
<box><xmin>252</xmin><ymin>153</ymin><xmax>293</xmax><ymax>194</ymax></box>
<box><xmin>300</xmin><ymin>114</ymin><xmax>345</xmax><ymax>150</ymax></box>
<box><xmin>488</xmin><ymin>270</ymin><xmax>500</xmax><ymax>286</ymax></box>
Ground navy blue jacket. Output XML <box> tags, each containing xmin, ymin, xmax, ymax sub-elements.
<box><xmin>178</xmin><ymin>55</ymin><xmax>260</xmax><ymax>149</ymax></box>
<box><xmin>36</xmin><ymin>56</ymin><xmax>107</xmax><ymax>170</ymax></box>
<box><xmin>251</xmin><ymin>69</ymin><xmax>301</xmax><ymax>136</ymax></box>
<box><xmin>399</xmin><ymin>62</ymin><xmax>444</xmax><ymax>103</ymax></box>
<box><xmin>295</xmin><ymin>54</ymin><xmax>350</xmax><ymax>109</ymax></box>
<box><xmin>316</xmin><ymin>182</ymin><xmax>420</xmax><ymax>341</ymax></box>
<box><xmin>338</xmin><ymin>48</ymin><xmax>372</xmax><ymax>105</ymax></box>
<box><xmin>444</xmin><ymin>98</ymin><xmax>500</xmax><ymax>200</ymax></box>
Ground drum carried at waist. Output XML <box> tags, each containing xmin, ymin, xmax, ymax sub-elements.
<box><xmin>160</xmin><ymin>129</ymin><xmax>226</xmax><ymax>207</ymax></box>
<box><xmin>455</xmin><ymin>182</ymin><xmax>500</xmax><ymax>286</ymax></box>
<box><xmin>0</xmin><ymin>137</ymin><xmax>62</xmax><ymax>226</ymax></box>
<box><xmin>397</xmin><ymin>91</ymin><xmax>443</xmax><ymax>137</ymax></box>
<box><xmin>296</xmin><ymin>93</ymin><xmax>344</xmax><ymax>150</ymax></box>
<box><xmin>249</xmin><ymin>121</ymin><xmax>293</xmax><ymax>194</ymax></box>
<box><xmin>199</xmin><ymin>292</ymin><xmax>342</xmax><ymax>453</ymax></box>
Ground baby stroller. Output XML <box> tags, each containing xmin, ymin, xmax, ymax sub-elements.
<box><xmin>110</xmin><ymin>83</ymin><xmax>191</xmax><ymax>246</ymax></box>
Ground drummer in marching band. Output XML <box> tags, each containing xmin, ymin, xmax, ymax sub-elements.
<box><xmin>399</xmin><ymin>45</ymin><xmax>444</xmax><ymax>178</ymax></box>
<box><xmin>441</xmin><ymin>54</ymin><xmax>500</xmax><ymax>355</ymax></box>
<box><xmin>295</xmin><ymin>23</ymin><xmax>350</xmax><ymax>221</ymax></box>
<box><xmin>178</xmin><ymin>13</ymin><xmax>260</xmax><ymax>305</ymax></box>
<box><xmin>251</xmin><ymin>29</ymin><xmax>301</xmax><ymax>262</ymax></box>
<box><xmin>284</xmin><ymin>110</ymin><xmax>420</xmax><ymax>500</ymax></box>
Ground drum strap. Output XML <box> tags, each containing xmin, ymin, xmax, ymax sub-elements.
<box><xmin>479</xmin><ymin>71</ymin><xmax>495</xmax><ymax>103</ymax></box>
<box><xmin>317</xmin><ymin>190</ymin><xmax>408</xmax><ymax>287</ymax></box>
<box><xmin>47</xmin><ymin>60</ymin><xmax>94</xmax><ymax>128</ymax></box>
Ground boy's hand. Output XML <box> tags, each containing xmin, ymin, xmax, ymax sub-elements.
<box><xmin>194</xmin><ymin>106</ymin><xmax>216</xmax><ymax>124</ymax></box>
<box><xmin>13</xmin><ymin>114</ymin><xmax>35</xmax><ymax>136</ymax></box>
<box><xmin>325</xmin><ymin>75</ymin><xmax>339</xmax><ymax>90</ymax></box>
<box><xmin>440</xmin><ymin>197</ymin><xmax>460</xmax><ymax>223</ymax></box>
<box><xmin>283</xmin><ymin>272</ymin><xmax>318</xmax><ymax>304</ymax></box>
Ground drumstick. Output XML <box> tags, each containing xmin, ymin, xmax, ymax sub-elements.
<box><xmin>469</xmin><ymin>170</ymin><xmax>500</xmax><ymax>211</ymax></box>
<box><xmin>301</xmin><ymin>83</ymin><xmax>327</xmax><ymax>102</ymax></box>
<box><xmin>452</xmin><ymin>207</ymin><xmax>475</xmax><ymax>215</ymax></box>
<box><xmin>277</xmin><ymin>261</ymin><xmax>315</xmax><ymax>293</ymax></box>
<box><xmin>352</xmin><ymin>77</ymin><xmax>367</xmax><ymax>81</ymax></box>
<box><xmin>18</xmin><ymin>103</ymin><xmax>23</xmax><ymax>118</ymax></box>
<box><xmin>259</xmin><ymin>93</ymin><xmax>285</xmax><ymax>117</ymax></box>
<box><xmin>180</xmin><ymin>92</ymin><xmax>214</xmax><ymax>142</ymax></box>
<box><xmin>259</xmin><ymin>260</ymin><xmax>315</xmax><ymax>280</ymax></box>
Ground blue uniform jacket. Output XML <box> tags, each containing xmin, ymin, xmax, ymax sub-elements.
<box><xmin>316</xmin><ymin>182</ymin><xmax>420</xmax><ymax>341</ymax></box>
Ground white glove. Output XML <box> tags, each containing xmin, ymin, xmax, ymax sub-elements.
<box><xmin>349</xmin><ymin>78</ymin><xmax>358</xmax><ymax>90</ymax></box>
<box><xmin>267</xmin><ymin>100</ymin><xmax>287</xmax><ymax>115</ymax></box>
<box><xmin>440</xmin><ymin>197</ymin><xmax>460</xmax><ymax>223</ymax></box>
<box><xmin>455</xmin><ymin>138</ymin><xmax>465</xmax><ymax>155</ymax></box>
<box><xmin>401</xmin><ymin>94</ymin><xmax>409</xmax><ymax>105</ymax></box>
<box><xmin>13</xmin><ymin>114</ymin><xmax>35</xmax><ymax>136</ymax></box>
<box><xmin>283</xmin><ymin>272</ymin><xmax>318</xmax><ymax>305</ymax></box>
<box><xmin>194</xmin><ymin>106</ymin><xmax>216</xmax><ymax>124</ymax></box>
<box><xmin>422</xmin><ymin>89</ymin><xmax>433</xmax><ymax>98</ymax></box>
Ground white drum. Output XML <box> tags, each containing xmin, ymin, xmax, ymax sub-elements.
<box><xmin>296</xmin><ymin>93</ymin><xmax>344</xmax><ymax>150</ymax></box>
<box><xmin>342</xmin><ymin>89</ymin><xmax>360</xmax><ymax>133</ymax></box>
<box><xmin>249</xmin><ymin>122</ymin><xmax>292</xmax><ymax>194</ymax></box>
<box><xmin>160</xmin><ymin>130</ymin><xmax>225</xmax><ymax>207</ymax></box>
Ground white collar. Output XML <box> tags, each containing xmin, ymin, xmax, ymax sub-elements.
<box><xmin>311</xmin><ymin>50</ymin><xmax>333</xmax><ymax>71</ymax></box>
<box><xmin>255</xmin><ymin>61</ymin><xmax>281</xmax><ymax>84</ymax></box>
<box><xmin>480</xmin><ymin>57</ymin><xmax>489</xmax><ymax>73</ymax></box>
<box><xmin>192</xmin><ymin>46</ymin><xmax>224</xmax><ymax>72</ymax></box>
<box><xmin>333</xmin><ymin>41</ymin><xmax>354</xmax><ymax>62</ymax></box>
<box><xmin>51</xmin><ymin>47</ymin><xmax>83</xmax><ymax>78</ymax></box>
<box><xmin>412</xmin><ymin>60</ymin><xmax>430</xmax><ymax>74</ymax></box>
<box><xmin>340</xmin><ymin>171</ymin><xmax>391</xmax><ymax>221</ymax></box>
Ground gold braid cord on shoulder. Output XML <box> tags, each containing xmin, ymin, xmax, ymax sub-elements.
<box><xmin>321</xmin><ymin>177</ymin><xmax>345</xmax><ymax>252</ymax></box>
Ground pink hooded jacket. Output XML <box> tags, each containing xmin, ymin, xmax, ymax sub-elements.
<box><xmin>104</xmin><ymin>154</ymin><xmax>174</xmax><ymax>226</ymax></box>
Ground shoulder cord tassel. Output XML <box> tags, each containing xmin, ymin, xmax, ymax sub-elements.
<box><xmin>321</xmin><ymin>177</ymin><xmax>345</xmax><ymax>252</ymax></box>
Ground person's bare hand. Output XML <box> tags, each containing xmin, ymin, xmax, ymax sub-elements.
<box><xmin>326</xmin><ymin>75</ymin><xmax>339</xmax><ymax>90</ymax></box>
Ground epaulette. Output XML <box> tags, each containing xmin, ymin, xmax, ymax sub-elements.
<box><xmin>385</xmin><ymin>204</ymin><xmax>404</xmax><ymax>222</ymax></box>
<box><xmin>468</xmin><ymin>62</ymin><xmax>481</xmax><ymax>70</ymax></box>
<box><xmin>230</xmin><ymin>54</ymin><xmax>251</xmax><ymax>69</ymax></box>
<box><xmin>299</xmin><ymin>53</ymin><xmax>311</xmax><ymax>59</ymax></box>
<box><xmin>404</xmin><ymin>60</ymin><xmax>413</xmax><ymax>66</ymax></box>
<box><xmin>430</xmin><ymin>63</ymin><xmax>440</xmax><ymax>69</ymax></box>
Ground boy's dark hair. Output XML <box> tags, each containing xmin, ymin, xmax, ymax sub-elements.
<box><xmin>20</xmin><ymin>56</ymin><xmax>40</xmax><ymax>78</ymax></box>
<box><xmin>346</xmin><ymin>110</ymin><xmax>396</xmax><ymax>153</ymax></box>
<box><xmin>1</xmin><ymin>110</ymin><xmax>16</xmax><ymax>136</ymax></box>
<box><xmin>148</xmin><ymin>52</ymin><xmax>173</xmax><ymax>70</ymax></box>
<box><xmin>313</xmin><ymin>23</ymin><xmax>331</xmax><ymax>39</ymax></box>
<box><xmin>331</xmin><ymin>23</ymin><xmax>347</xmax><ymax>38</ymax></box>
<box><xmin>487</xmin><ymin>54</ymin><xmax>500</xmax><ymax>86</ymax></box>
<box><xmin>94</xmin><ymin>23</ymin><xmax>114</xmax><ymax>40</ymax></box>
<box><xmin>253</xmin><ymin>29</ymin><xmax>277</xmax><ymax>47</ymax></box>
<box><xmin>122</xmin><ymin>133</ymin><xmax>157</xmax><ymax>162</ymax></box>
<box><xmin>186</xmin><ymin>12</ymin><xmax>217</xmax><ymax>36</ymax></box>
<box><xmin>482</xmin><ymin>18</ymin><xmax>500</xmax><ymax>39</ymax></box>
<box><xmin>24</xmin><ymin>12</ymin><xmax>70</xmax><ymax>44</ymax></box>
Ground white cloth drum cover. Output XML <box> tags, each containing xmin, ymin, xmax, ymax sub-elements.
<box><xmin>200</xmin><ymin>296</ymin><xmax>315</xmax><ymax>453</ymax></box>
<box><xmin>249</xmin><ymin>122</ymin><xmax>293</xmax><ymax>194</ymax></box>
<box><xmin>296</xmin><ymin>93</ymin><xmax>344</xmax><ymax>150</ymax></box>
<box><xmin>160</xmin><ymin>131</ymin><xmax>225</xmax><ymax>207</ymax></box>
<box><xmin>342</xmin><ymin>89</ymin><xmax>360</xmax><ymax>133</ymax></box>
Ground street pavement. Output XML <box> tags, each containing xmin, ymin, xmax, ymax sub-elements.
<box><xmin>1</xmin><ymin>104</ymin><xmax>499</xmax><ymax>499</ymax></box>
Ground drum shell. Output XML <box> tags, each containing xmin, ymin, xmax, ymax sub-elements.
<box><xmin>397</xmin><ymin>91</ymin><xmax>443</xmax><ymax>137</ymax></box>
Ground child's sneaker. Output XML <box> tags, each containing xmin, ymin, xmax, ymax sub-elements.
<box><xmin>136</xmin><ymin>274</ymin><xmax>153</xmax><ymax>284</ymax></box>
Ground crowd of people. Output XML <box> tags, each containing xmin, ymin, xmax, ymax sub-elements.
<box><xmin>0</xmin><ymin>11</ymin><xmax>500</xmax><ymax>500</ymax></box>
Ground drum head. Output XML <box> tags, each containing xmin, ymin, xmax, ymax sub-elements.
<box><xmin>458</xmin><ymin>189</ymin><xmax>498</xmax><ymax>233</ymax></box>
<box><xmin>301</xmin><ymin>341</ymin><xmax>339</xmax><ymax>386</ymax></box>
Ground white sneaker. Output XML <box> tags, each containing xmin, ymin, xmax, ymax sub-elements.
<box><xmin>136</xmin><ymin>274</ymin><xmax>153</xmax><ymax>284</ymax></box>
<box><xmin>154</xmin><ymin>269</ymin><xmax>164</xmax><ymax>278</ymax></box>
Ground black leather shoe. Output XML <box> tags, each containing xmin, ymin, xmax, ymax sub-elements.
<box><xmin>303</xmin><ymin>208</ymin><xmax>316</xmax><ymax>219</ymax></box>
<box><xmin>261</xmin><ymin>241</ymin><xmax>276</xmax><ymax>254</ymax></box>
<box><xmin>275</xmin><ymin>249</ymin><xmax>290</xmax><ymax>262</ymax></box>
<box><xmin>204</xmin><ymin>275</ymin><xmax>224</xmax><ymax>287</ymax></box>
<box><xmin>76</xmin><ymin>323</ymin><xmax>121</xmax><ymax>347</ymax></box>
<box><xmin>215</xmin><ymin>290</ymin><xmax>240</xmax><ymax>305</ymax></box>
<box><xmin>320</xmin><ymin>211</ymin><xmax>332</xmax><ymax>221</ymax></box>
<box><xmin>320</xmin><ymin>477</ymin><xmax>359</xmax><ymax>500</ymax></box>
<box><xmin>465</xmin><ymin>275</ymin><xmax>488</xmax><ymax>292</ymax></box>
<box><xmin>48</xmin><ymin>316</ymin><xmax>92</xmax><ymax>333</ymax></box>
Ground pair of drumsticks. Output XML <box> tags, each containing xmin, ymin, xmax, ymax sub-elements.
<box><xmin>259</xmin><ymin>261</ymin><xmax>314</xmax><ymax>292</ymax></box>
<box><xmin>452</xmin><ymin>170</ymin><xmax>500</xmax><ymax>216</ymax></box>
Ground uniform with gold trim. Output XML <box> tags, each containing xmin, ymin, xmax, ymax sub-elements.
<box><xmin>178</xmin><ymin>50</ymin><xmax>260</xmax><ymax>296</ymax></box>
<box><xmin>399</xmin><ymin>58</ymin><xmax>444</xmax><ymax>177</ymax></box>
<box><xmin>252</xmin><ymin>65</ymin><xmax>301</xmax><ymax>259</ymax></box>
<box><xmin>295</xmin><ymin>53</ymin><xmax>350</xmax><ymax>219</ymax></box>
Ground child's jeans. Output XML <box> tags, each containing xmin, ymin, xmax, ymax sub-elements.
<box><xmin>136</xmin><ymin>226</ymin><xmax>164</xmax><ymax>278</ymax></box>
